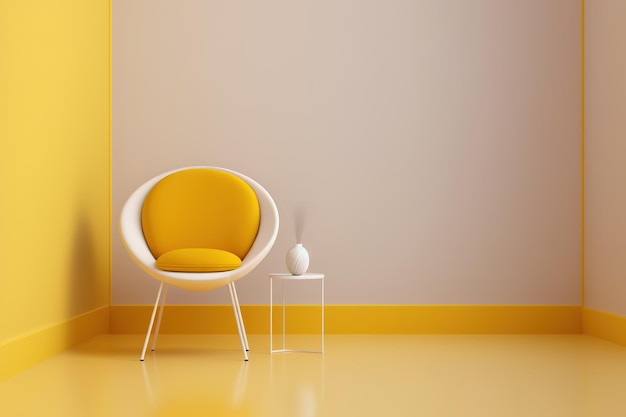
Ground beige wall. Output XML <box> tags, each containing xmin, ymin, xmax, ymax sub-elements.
<box><xmin>112</xmin><ymin>0</ymin><xmax>582</xmax><ymax>305</ymax></box>
<box><xmin>0</xmin><ymin>1</ymin><xmax>110</xmax><ymax>343</ymax></box>
<box><xmin>584</xmin><ymin>0</ymin><xmax>626</xmax><ymax>316</ymax></box>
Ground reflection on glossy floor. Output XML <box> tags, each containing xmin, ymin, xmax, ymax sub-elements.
<box><xmin>2</xmin><ymin>334</ymin><xmax>626</xmax><ymax>416</ymax></box>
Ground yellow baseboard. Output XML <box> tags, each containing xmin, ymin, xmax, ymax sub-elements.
<box><xmin>583</xmin><ymin>307</ymin><xmax>626</xmax><ymax>346</ymax></box>
<box><xmin>110</xmin><ymin>304</ymin><xmax>582</xmax><ymax>335</ymax></box>
<box><xmin>0</xmin><ymin>306</ymin><xmax>110</xmax><ymax>381</ymax></box>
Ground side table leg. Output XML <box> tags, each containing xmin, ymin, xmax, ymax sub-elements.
<box><xmin>270</xmin><ymin>277</ymin><xmax>274</xmax><ymax>354</ymax></box>
<box><xmin>282</xmin><ymin>280</ymin><xmax>286</xmax><ymax>350</ymax></box>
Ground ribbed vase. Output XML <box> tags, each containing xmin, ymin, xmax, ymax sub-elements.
<box><xmin>286</xmin><ymin>243</ymin><xmax>309</xmax><ymax>276</ymax></box>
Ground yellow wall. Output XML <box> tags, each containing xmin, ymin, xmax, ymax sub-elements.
<box><xmin>0</xmin><ymin>0</ymin><xmax>111</xmax><ymax>374</ymax></box>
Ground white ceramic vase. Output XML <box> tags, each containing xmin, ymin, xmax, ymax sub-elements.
<box><xmin>286</xmin><ymin>243</ymin><xmax>309</xmax><ymax>276</ymax></box>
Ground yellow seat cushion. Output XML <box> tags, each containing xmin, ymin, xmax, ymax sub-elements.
<box><xmin>155</xmin><ymin>248</ymin><xmax>242</xmax><ymax>272</ymax></box>
<box><xmin>141</xmin><ymin>168</ymin><xmax>260</xmax><ymax>262</ymax></box>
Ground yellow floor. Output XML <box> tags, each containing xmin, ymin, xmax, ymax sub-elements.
<box><xmin>2</xmin><ymin>334</ymin><xmax>626</xmax><ymax>416</ymax></box>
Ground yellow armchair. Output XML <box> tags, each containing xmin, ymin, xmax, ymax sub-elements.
<box><xmin>120</xmin><ymin>166</ymin><xmax>279</xmax><ymax>361</ymax></box>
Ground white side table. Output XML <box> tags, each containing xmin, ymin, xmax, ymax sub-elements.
<box><xmin>269</xmin><ymin>273</ymin><xmax>325</xmax><ymax>354</ymax></box>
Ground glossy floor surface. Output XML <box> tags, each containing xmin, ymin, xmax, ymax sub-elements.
<box><xmin>2</xmin><ymin>334</ymin><xmax>626</xmax><ymax>416</ymax></box>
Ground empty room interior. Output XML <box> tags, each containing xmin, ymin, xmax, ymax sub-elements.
<box><xmin>2</xmin><ymin>0</ymin><xmax>626</xmax><ymax>416</ymax></box>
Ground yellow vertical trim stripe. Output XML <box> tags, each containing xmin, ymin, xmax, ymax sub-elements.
<box><xmin>581</xmin><ymin>0</ymin><xmax>586</xmax><ymax>306</ymax></box>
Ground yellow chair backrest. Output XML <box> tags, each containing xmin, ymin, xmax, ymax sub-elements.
<box><xmin>141</xmin><ymin>168</ymin><xmax>260</xmax><ymax>262</ymax></box>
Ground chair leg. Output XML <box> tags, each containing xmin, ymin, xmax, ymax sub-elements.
<box><xmin>151</xmin><ymin>283</ymin><xmax>169</xmax><ymax>352</ymax></box>
<box><xmin>141</xmin><ymin>282</ymin><xmax>165</xmax><ymax>361</ymax></box>
<box><xmin>228</xmin><ymin>282</ymin><xmax>249</xmax><ymax>361</ymax></box>
<box><xmin>229</xmin><ymin>282</ymin><xmax>249</xmax><ymax>351</ymax></box>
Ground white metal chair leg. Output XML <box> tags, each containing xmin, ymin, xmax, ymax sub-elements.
<box><xmin>141</xmin><ymin>282</ymin><xmax>165</xmax><ymax>361</ymax></box>
<box><xmin>150</xmin><ymin>283</ymin><xmax>169</xmax><ymax>352</ymax></box>
<box><xmin>229</xmin><ymin>282</ymin><xmax>249</xmax><ymax>351</ymax></box>
<box><xmin>228</xmin><ymin>282</ymin><xmax>249</xmax><ymax>361</ymax></box>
